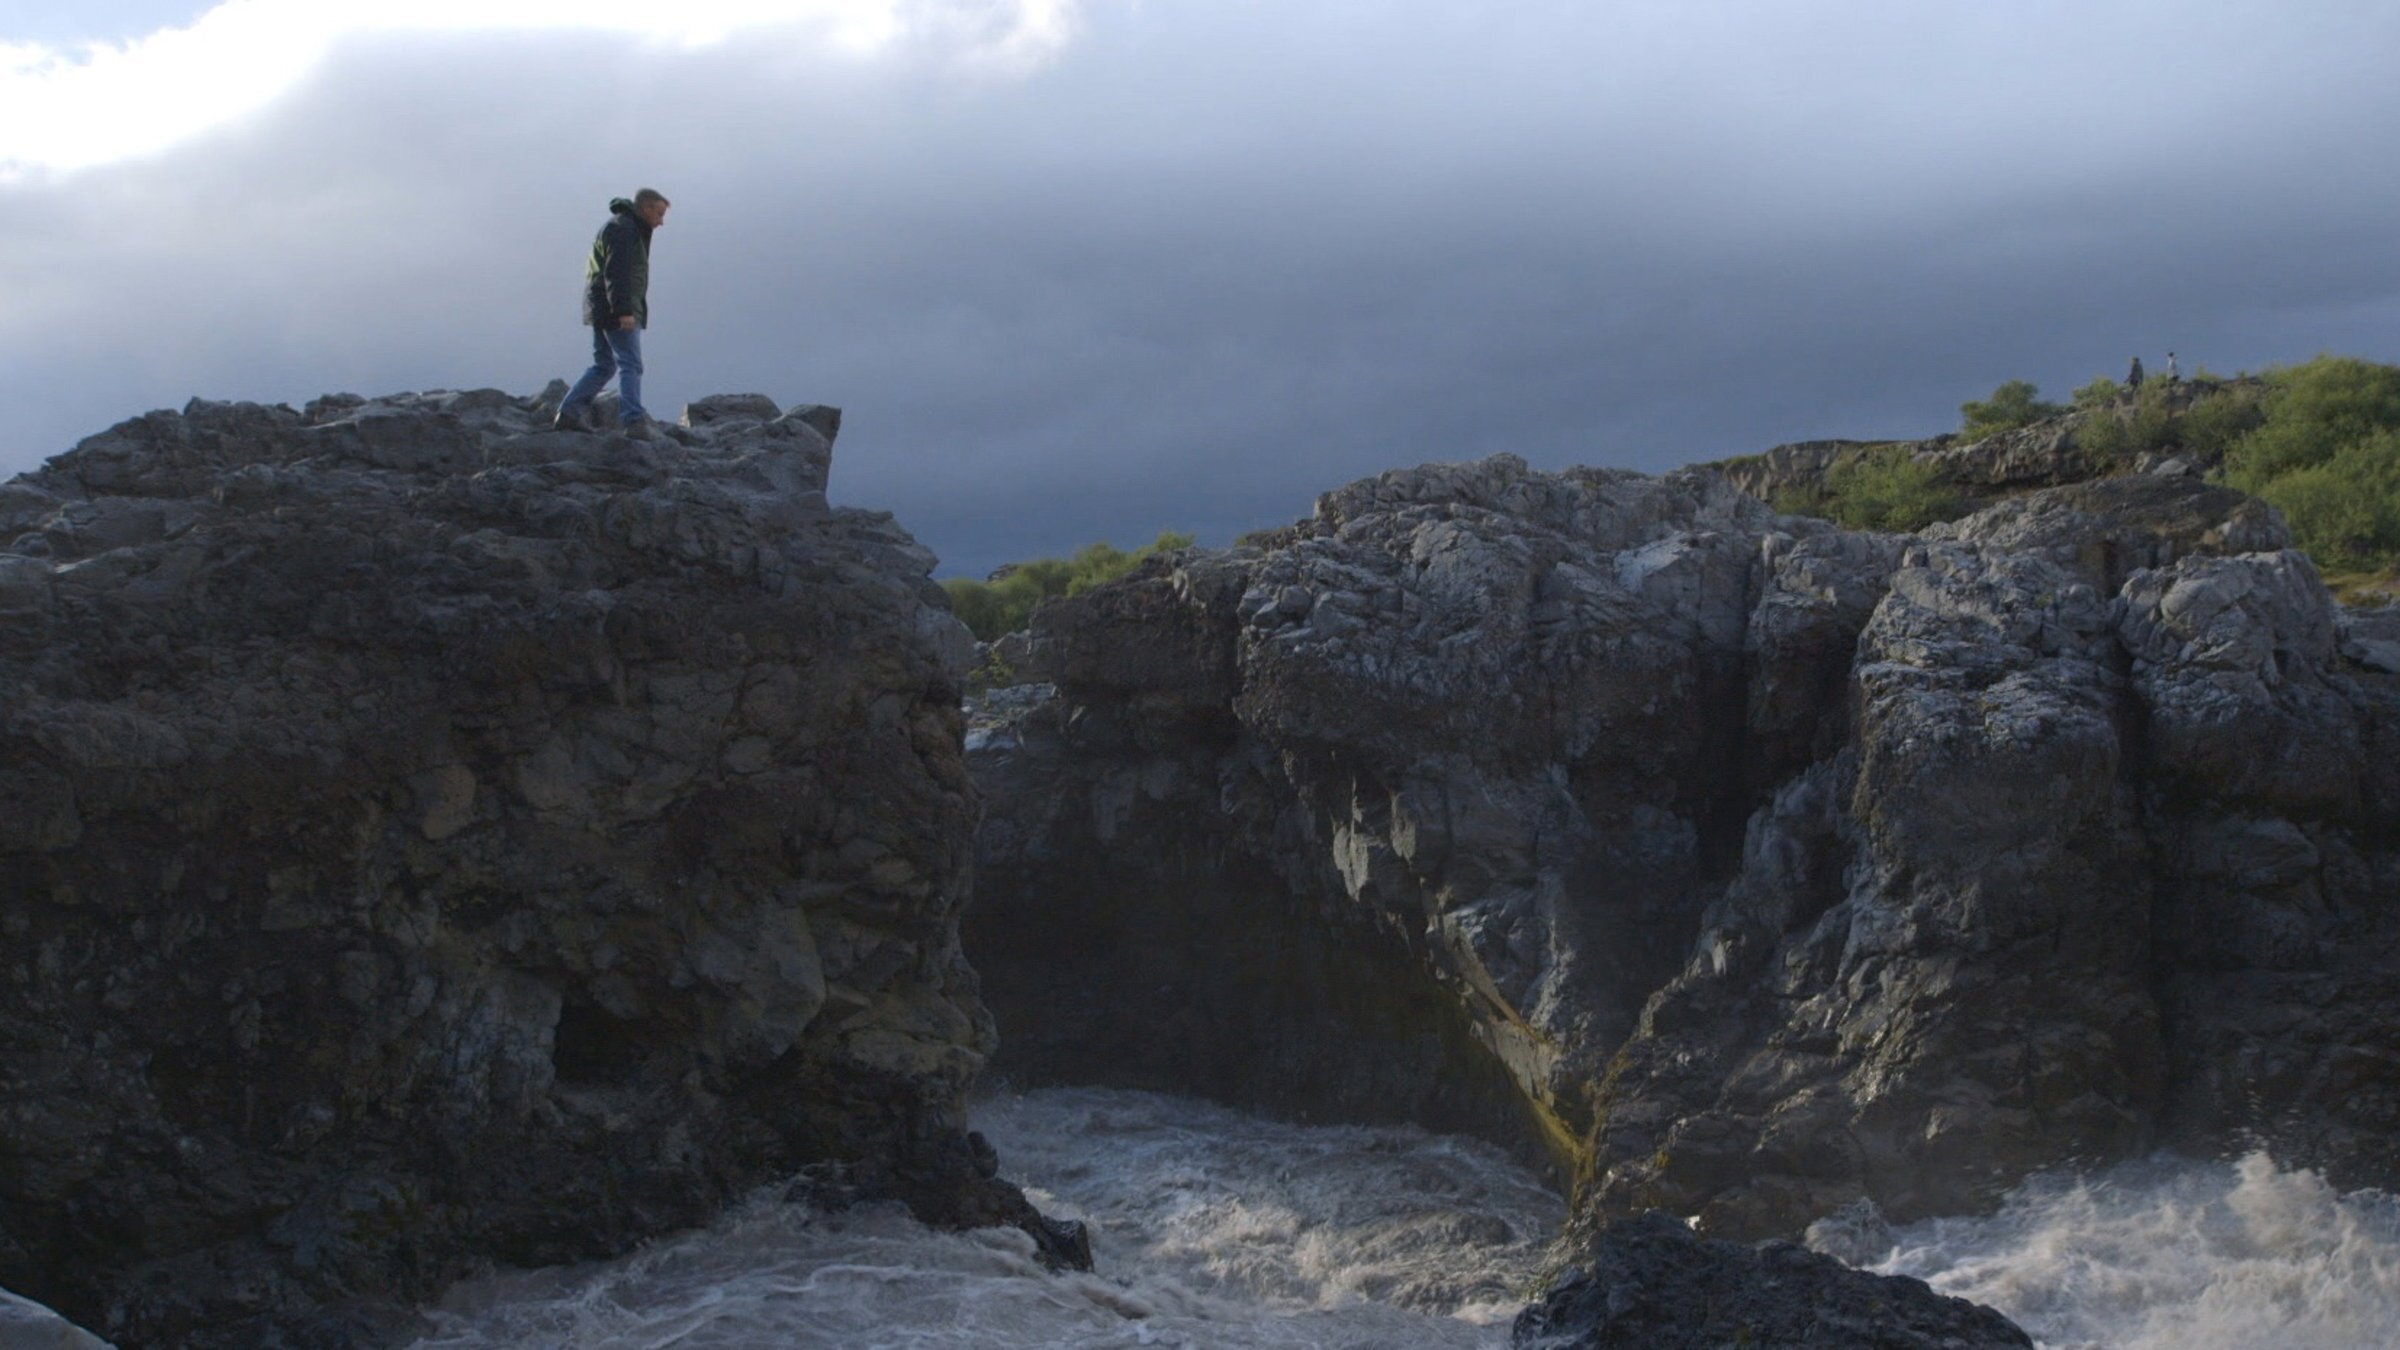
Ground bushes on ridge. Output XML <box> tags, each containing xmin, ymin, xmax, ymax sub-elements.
<box><xmin>2223</xmin><ymin>356</ymin><xmax>2400</xmax><ymax>573</ymax></box>
<box><xmin>2071</xmin><ymin>378</ymin><xmax>2266</xmax><ymax>464</ymax></box>
<box><xmin>2244</xmin><ymin>431</ymin><xmax>2400</xmax><ymax>570</ymax></box>
<box><xmin>1959</xmin><ymin>380</ymin><xmax>2064</xmax><ymax>441</ymax></box>
<box><xmin>942</xmin><ymin>530</ymin><xmax>1196</xmax><ymax>641</ymax></box>
<box><xmin>2072</xmin><ymin>376</ymin><xmax>2124</xmax><ymax>409</ymax></box>
<box><xmin>2223</xmin><ymin>356</ymin><xmax>2400</xmax><ymax>485</ymax></box>
<box><xmin>1771</xmin><ymin>445</ymin><xmax>1963</xmax><ymax>533</ymax></box>
<box><xmin>2172</xmin><ymin>382</ymin><xmax>2268</xmax><ymax>461</ymax></box>
<box><xmin>2067</xmin><ymin>353</ymin><xmax>2400</xmax><ymax>582</ymax></box>
<box><xmin>1778</xmin><ymin>356</ymin><xmax>2400</xmax><ymax>587</ymax></box>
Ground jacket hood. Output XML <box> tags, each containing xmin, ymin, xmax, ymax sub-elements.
<box><xmin>609</xmin><ymin>197</ymin><xmax>636</xmax><ymax>214</ymax></box>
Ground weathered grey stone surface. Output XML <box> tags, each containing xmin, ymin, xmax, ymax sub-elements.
<box><xmin>1924</xmin><ymin>473</ymin><xmax>2286</xmax><ymax>588</ymax></box>
<box><xmin>970</xmin><ymin>451</ymin><xmax>2400</xmax><ymax>1244</ymax></box>
<box><xmin>0</xmin><ymin>390</ymin><xmax>1073</xmax><ymax>1347</ymax></box>
<box><xmin>1918</xmin><ymin>415</ymin><xmax>2111</xmax><ymax>492</ymax></box>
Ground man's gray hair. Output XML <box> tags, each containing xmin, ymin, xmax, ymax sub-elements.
<box><xmin>634</xmin><ymin>187</ymin><xmax>671</xmax><ymax>207</ymax></box>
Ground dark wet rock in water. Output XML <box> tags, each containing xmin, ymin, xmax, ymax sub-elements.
<box><xmin>0</xmin><ymin>389</ymin><xmax>1073</xmax><ymax>1347</ymax></box>
<box><xmin>970</xmin><ymin>450</ymin><xmax>2400</xmax><ymax>1243</ymax></box>
<box><xmin>1513</xmin><ymin>1212</ymin><xmax>2032</xmax><ymax>1349</ymax></box>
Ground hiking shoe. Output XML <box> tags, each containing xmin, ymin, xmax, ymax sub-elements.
<box><xmin>551</xmin><ymin>405</ymin><xmax>594</xmax><ymax>433</ymax></box>
<box><xmin>621</xmin><ymin>418</ymin><xmax>658</xmax><ymax>441</ymax></box>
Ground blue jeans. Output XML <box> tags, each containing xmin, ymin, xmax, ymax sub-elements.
<box><xmin>560</xmin><ymin>324</ymin><xmax>646</xmax><ymax>424</ymax></box>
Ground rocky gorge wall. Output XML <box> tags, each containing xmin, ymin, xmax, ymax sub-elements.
<box><xmin>968</xmin><ymin>453</ymin><xmax>2400</xmax><ymax>1244</ymax></box>
<box><xmin>0</xmin><ymin>390</ymin><xmax>1073</xmax><ymax>1347</ymax></box>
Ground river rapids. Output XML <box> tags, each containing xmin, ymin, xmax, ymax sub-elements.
<box><xmin>406</xmin><ymin>1088</ymin><xmax>2400</xmax><ymax>1350</ymax></box>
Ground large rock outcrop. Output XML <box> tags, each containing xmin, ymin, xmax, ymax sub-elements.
<box><xmin>969</xmin><ymin>453</ymin><xmax>2400</xmax><ymax>1243</ymax></box>
<box><xmin>0</xmin><ymin>389</ymin><xmax>1070</xmax><ymax>1346</ymax></box>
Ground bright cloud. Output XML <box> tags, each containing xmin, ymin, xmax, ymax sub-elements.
<box><xmin>0</xmin><ymin>0</ymin><xmax>1084</xmax><ymax>176</ymax></box>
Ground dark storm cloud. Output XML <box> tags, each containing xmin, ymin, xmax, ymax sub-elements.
<box><xmin>9</xmin><ymin>0</ymin><xmax>2400</xmax><ymax>576</ymax></box>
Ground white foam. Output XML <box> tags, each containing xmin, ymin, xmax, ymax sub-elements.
<box><xmin>408</xmin><ymin>1086</ymin><xmax>1564</xmax><ymax>1348</ymax></box>
<box><xmin>1869</xmin><ymin>1152</ymin><xmax>2400</xmax><ymax>1350</ymax></box>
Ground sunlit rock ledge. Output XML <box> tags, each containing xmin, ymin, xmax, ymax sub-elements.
<box><xmin>0</xmin><ymin>387</ymin><xmax>1077</xmax><ymax>1348</ymax></box>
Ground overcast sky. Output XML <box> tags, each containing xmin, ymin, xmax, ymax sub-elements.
<box><xmin>6</xmin><ymin>0</ymin><xmax>2399</xmax><ymax>576</ymax></box>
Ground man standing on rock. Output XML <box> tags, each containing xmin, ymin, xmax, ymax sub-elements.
<box><xmin>555</xmin><ymin>189</ymin><xmax>670</xmax><ymax>436</ymax></box>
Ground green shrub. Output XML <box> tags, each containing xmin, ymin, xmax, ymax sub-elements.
<box><xmin>1960</xmin><ymin>379</ymin><xmax>2064</xmax><ymax>441</ymax></box>
<box><xmin>2075</xmin><ymin>383</ymin><xmax>2176</xmax><ymax>463</ymax></box>
<box><xmin>1767</xmin><ymin>482</ymin><xmax>1831</xmax><ymax>519</ymax></box>
<box><xmin>2072</xmin><ymin>376</ymin><xmax>2122</xmax><ymax>408</ymax></box>
<box><xmin>941</xmin><ymin>529</ymin><xmax>1196</xmax><ymax>640</ymax></box>
<box><xmin>2251</xmin><ymin>427</ymin><xmax>2400</xmax><ymax>569</ymax></box>
<box><xmin>2071</xmin><ymin>379</ymin><xmax>2260</xmax><ymax>466</ymax></box>
<box><xmin>2211</xmin><ymin>355</ymin><xmax>2400</xmax><ymax>576</ymax></box>
<box><xmin>1816</xmin><ymin>447</ymin><xmax>1963</xmax><ymax>532</ymax></box>
<box><xmin>2224</xmin><ymin>355</ymin><xmax>2400</xmax><ymax>487</ymax></box>
<box><xmin>940</xmin><ymin>571</ymin><xmax>1035</xmax><ymax>640</ymax></box>
<box><xmin>2074</xmin><ymin>406</ymin><xmax>2128</xmax><ymax>462</ymax></box>
<box><xmin>2174</xmin><ymin>384</ymin><xmax>2265</xmax><ymax>461</ymax></box>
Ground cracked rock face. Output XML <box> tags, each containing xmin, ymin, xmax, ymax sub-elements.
<box><xmin>970</xmin><ymin>454</ymin><xmax>2400</xmax><ymax>1242</ymax></box>
<box><xmin>0</xmin><ymin>389</ymin><xmax>1042</xmax><ymax>1345</ymax></box>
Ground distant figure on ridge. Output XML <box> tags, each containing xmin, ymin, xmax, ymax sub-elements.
<box><xmin>2166</xmin><ymin>351</ymin><xmax>2180</xmax><ymax>384</ymax></box>
<box><xmin>2127</xmin><ymin>355</ymin><xmax>2145</xmax><ymax>389</ymax></box>
<box><xmin>555</xmin><ymin>188</ymin><xmax>672</xmax><ymax>437</ymax></box>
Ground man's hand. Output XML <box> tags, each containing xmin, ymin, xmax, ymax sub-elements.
<box><xmin>617</xmin><ymin>315</ymin><xmax>638</xmax><ymax>331</ymax></box>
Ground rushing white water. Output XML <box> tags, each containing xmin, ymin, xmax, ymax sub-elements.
<box><xmin>407</xmin><ymin>1087</ymin><xmax>1565</xmax><ymax>1349</ymax></box>
<box><xmin>409</xmin><ymin>1088</ymin><xmax>2400</xmax><ymax>1350</ymax></box>
<box><xmin>1869</xmin><ymin>1152</ymin><xmax>2400</xmax><ymax>1350</ymax></box>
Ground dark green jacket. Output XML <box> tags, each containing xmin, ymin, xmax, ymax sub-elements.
<box><xmin>581</xmin><ymin>198</ymin><xmax>653</xmax><ymax>329</ymax></box>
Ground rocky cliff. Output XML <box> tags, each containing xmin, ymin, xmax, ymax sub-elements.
<box><xmin>969</xmin><ymin>453</ymin><xmax>2400</xmax><ymax>1243</ymax></box>
<box><xmin>0</xmin><ymin>389</ymin><xmax>1073</xmax><ymax>1346</ymax></box>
